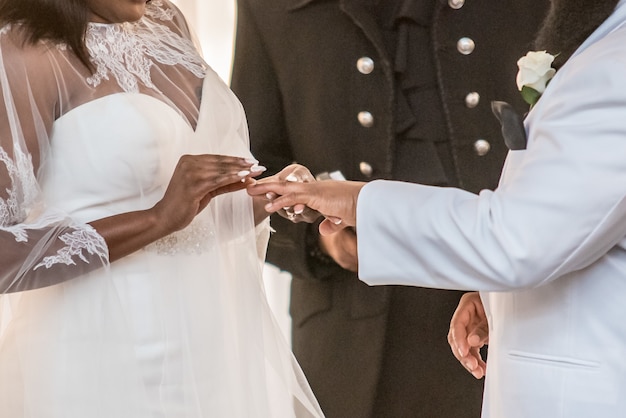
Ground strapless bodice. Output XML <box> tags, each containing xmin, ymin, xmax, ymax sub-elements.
<box><xmin>40</xmin><ymin>93</ymin><xmax>193</xmax><ymax>223</ymax></box>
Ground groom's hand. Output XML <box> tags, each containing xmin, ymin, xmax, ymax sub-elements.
<box><xmin>247</xmin><ymin>179</ymin><xmax>366</xmax><ymax>233</ymax></box>
<box><xmin>256</xmin><ymin>164</ymin><xmax>320</xmax><ymax>223</ymax></box>
<box><xmin>319</xmin><ymin>227</ymin><xmax>358</xmax><ymax>272</ymax></box>
<box><xmin>448</xmin><ymin>292</ymin><xmax>489</xmax><ymax>379</ymax></box>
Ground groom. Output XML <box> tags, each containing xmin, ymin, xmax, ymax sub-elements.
<box><xmin>249</xmin><ymin>0</ymin><xmax>626</xmax><ymax>417</ymax></box>
<box><xmin>449</xmin><ymin>0</ymin><xmax>622</xmax><ymax>381</ymax></box>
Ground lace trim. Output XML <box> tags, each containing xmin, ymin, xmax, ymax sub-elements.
<box><xmin>33</xmin><ymin>225</ymin><xmax>109</xmax><ymax>270</ymax></box>
<box><xmin>145</xmin><ymin>0</ymin><xmax>175</xmax><ymax>21</ymax></box>
<box><xmin>145</xmin><ymin>219</ymin><xmax>215</xmax><ymax>255</ymax></box>
<box><xmin>0</xmin><ymin>146</ymin><xmax>38</xmax><ymax>233</ymax></box>
<box><xmin>85</xmin><ymin>2</ymin><xmax>207</xmax><ymax>93</ymax></box>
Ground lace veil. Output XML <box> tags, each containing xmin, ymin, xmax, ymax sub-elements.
<box><xmin>0</xmin><ymin>0</ymin><xmax>207</xmax><ymax>291</ymax></box>
<box><xmin>0</xmin><ymin>1</ymin><xmax>323</xmax><ymax>416</ymax></box>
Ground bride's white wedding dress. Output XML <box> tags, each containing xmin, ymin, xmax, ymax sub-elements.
<box><xmin>0</xmin><ymin>1</ymin><xmax>322</xmax><ymax>417</ymax></box>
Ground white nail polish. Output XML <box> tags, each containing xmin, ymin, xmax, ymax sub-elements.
<box><xmin>294</xmin><ymin>208</ymin><xmax>304</xmax><ymax>215</ymax></box>
<box><xmin>286</xmin><ymin>174</ymin><xmax>298</xmax><ymax>182</ymax></box>
<box><xmin>326</xmin><ymin>216</ymin><xmax>342</xmax><ymax>225</ymax></box>
<box><xmin>251</xmin><ymin>165</ymin><xmax>267</xmax><ymax>173</ymax></box>
<box><xmin>245</xmin><ymin>158</ymin><xmax>259</xmax><ymax>164</ymax></box>
<box><xmin>237</xmin><ymin>170</ymin><xmax>251</xmax><ymax>177</ymax></box>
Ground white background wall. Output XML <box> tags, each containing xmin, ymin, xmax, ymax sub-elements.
<box><xmin>171</xmin><ymin>0</ymin><xmax>293</xmax><ymax>343</ymax></box>
<box><xmin>171</xmin><ymin>0</ymin><xmax>236</xmax><ymax>83</ymax></box>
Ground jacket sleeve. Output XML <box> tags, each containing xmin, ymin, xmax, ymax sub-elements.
<box><xmin>357</xmin><ymin>36</ymin><xmax>626</xmax><ymax>291</ymax></box>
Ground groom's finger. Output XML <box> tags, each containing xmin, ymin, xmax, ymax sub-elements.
<box><xmin>258</xmin><ymin>184</ymin><xmax>309</xmax><ymax>213</ymax></box>
<box><xmin>247</xmin><ymin>181</ymin><xmax>289</xmax><ymax>197</ymax></box>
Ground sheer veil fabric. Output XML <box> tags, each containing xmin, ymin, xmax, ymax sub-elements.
<box><xmin>0</xmin><ymin>1</ymin><xmax>323</xmax><ymax>416</ymax></box>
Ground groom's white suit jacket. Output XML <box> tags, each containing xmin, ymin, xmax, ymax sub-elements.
<box><xmin>356</xmin><ymin>2</ymin><xmax>626</xmax><ymax>417</ymax></box>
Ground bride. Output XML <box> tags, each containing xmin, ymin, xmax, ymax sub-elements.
<box><xmin>0</xmin><ymin>0</ymin><xmax>323</xmax><ymax>416</ymax></box>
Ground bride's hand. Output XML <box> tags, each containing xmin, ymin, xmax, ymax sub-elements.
<box><xmin>153</xmin><ymin>154</ymin><xmax>265</xmax><ymax>233</ymax></box>
<box><xmin>257</xmin><ymin>164</ymin><xmax>320</xmax><ymax>223</ymax></box>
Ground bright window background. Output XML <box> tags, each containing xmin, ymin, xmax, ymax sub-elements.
<box><xmin>171</xmin><ymin>0</ymin><xmax>293</xmax><ymax>343</ymax></box>
<box><xmin>171</xmin><ymin>0</ymin><xmax>236</xmax><ymax>82</ymax></box>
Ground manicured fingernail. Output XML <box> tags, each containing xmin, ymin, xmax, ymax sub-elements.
<box><xmin>294</xmin><ymin>207</ymin><xmax>304</xmax><ymax>215</ymax></box>
<box><xmin>265</xmin><ymin>203</ymin><xmax>273</xmax><ymax>211</ymax></box>
<box><xmin>266</xmin><ymin>192</ymin><xmax>276</xmax><ymax>200</ymax></box>
<box><xmin>251</xmin><ymin>165</ymin><xmax>267</xmax><ymax>173</ymax></box>
<box><xmin>245</xmin><ymin>158</ymin><xmax>259</xmax><ymax>164</ymax></box>
<box><xmin>286</xmin><ymin>174</ymin><xmax>298</xmax><ymax>182</ymax></box>
<box><xmin>326</xmin><ymin>216</ymin><xmax>342</xmax><ymax>225</ymax></box>
<box><xmin>238</xmin><ymin>170</ymin><xmax>250</xmax><ymax>177</ymax></box>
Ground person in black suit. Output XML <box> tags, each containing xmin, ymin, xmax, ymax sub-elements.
<box><xmin>231</xmin><ymin>1</ymin><xmax>548</xmax><ymax>417</ymax></box>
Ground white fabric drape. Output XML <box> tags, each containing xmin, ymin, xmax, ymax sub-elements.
<box><xmin>172</xmin><ymin>0</ymin><xmax>294</xmax><ymax>343</ymax></box>
<box><xmin>0</xmin><ymin>1</ymin><xmax>319</xmax><ymax>415</ymax></box>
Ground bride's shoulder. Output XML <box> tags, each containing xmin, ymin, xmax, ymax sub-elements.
<box><xmin>0</xmin><ymin>24</ymin><xmax>60</xmax><ymax>74</ymax></box>
<box><xmin>144</xmin><ymin>0</ymin><xmax>194</xmax><ymax>40</ymax></box>
<box><xmin>0</xmin><ymin>23</ymin><xmax>36</xmax><ymax>52</ymax></box>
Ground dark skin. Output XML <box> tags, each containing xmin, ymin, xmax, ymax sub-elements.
<box><xmin>0</xmin><ymin>1</ymin><xmax>315</xmax><ymax>293</ymax></box>
<box><xmin>91</xmin><ymin>156</ymin><xmax>313</xmax><ymax>263</ymax></box>
<box><xmin>78</xmin><ymin>1</ymin><xmax>302</xmax><ymax>264</ymax></box>
<box><xmin>90</xmin><ymin>154</ymin><xmax>266</xmax><ymax>262</ymax></box>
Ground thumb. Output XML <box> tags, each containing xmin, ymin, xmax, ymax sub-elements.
<box><xmin>319</xmin><ymin>218</ymin><xmax>347</xmax><ymax>235</ymax></box>
<box><xmin>468</xmin><ymin>322</ymin><xmax>489</xmax><ymax>346</ymax></box>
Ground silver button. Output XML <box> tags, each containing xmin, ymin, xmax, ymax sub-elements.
<box><xmin>457</xmin><ymin>37</ymin><xmax>475</xmax><ymax>55</ymax></box>
<box><xmin>358</xmin><ymin>111</ymin><xmax>374</xmax><ymax>128</ymax></box>
<box><xmin>474</xmin><ymin>139</ymin><xmax>491</xmax><ymax>156</ymax></box>
<box><xmin>448</xmin><ymin>0</ymin><xmax>465</xmax><ymax>9</ymax></box>
<box><xmin>356</xmin><ymin>57</ymin><xmax>375</xmax><ymax>75</ymax></box>
<box><xmin>465</xmin><ymin>92</ymin><xmax>480</xmax><ymax>108</ymax></box>
<box><xmin>359</xmin><ymin>162</ymin><xmax>373</xmax><ymax>177</ymax></box>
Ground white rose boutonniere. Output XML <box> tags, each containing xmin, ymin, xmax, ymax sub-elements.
<box><xmin>516</xmin><ymin>50</ymin><xmax>557</xmax><ymax>108</ymax></box>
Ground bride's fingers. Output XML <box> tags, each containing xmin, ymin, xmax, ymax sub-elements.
<box><xmin>293</xmin><ymin>204</ymin><xmax>305</xmax><ymax>214</ymax></box>
<box><xmin>248</xmin><ymin>165</ymin><xmax>267</xmax><ymax>177</ymax></box>
<box><xmin>287</xmin><ymin>167</ymin><xmax>314</xmax><ymax>182</ymax></box>
<box><xmin>319</xmin><ymin>218</ymin><xmax>346</xmax><ymax>235</ymax></box>
<box><xmin>214</xmin><ymin>179</ymin><xmax>250</xmax><ymax>195</ymax></box>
